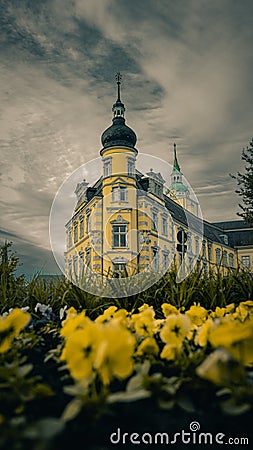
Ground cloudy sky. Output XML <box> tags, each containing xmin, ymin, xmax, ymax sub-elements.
<box><xmin>1</xmin><ymin>0</ymin><xmax>253</xmax><ymax>276</ymax></box>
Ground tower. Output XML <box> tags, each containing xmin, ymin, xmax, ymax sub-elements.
<box><xmin>100</xmin><ymin>73</ymin><xmax>139</xmax><ymax>275</ymax></box>
<box><xmin>167</xmin><ymin>143</ymin><xmax>198</xmax><ymax>216</ymax></box>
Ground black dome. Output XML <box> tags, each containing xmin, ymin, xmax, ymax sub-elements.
<box><xmin>101</xmin><ymin>117</ymin><xmax>137</xmax><ymax>149</ymax></box>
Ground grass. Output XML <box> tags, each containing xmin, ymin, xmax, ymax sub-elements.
<box><xmin>1</xmin><ymin>242</ymin><xmax>253</xmax><ymax>316</ymax></box>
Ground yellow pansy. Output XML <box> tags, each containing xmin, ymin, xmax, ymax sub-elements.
<box><xmin>209</xmin><ymin>317</ymin><xmax>253</xmax><ymax>366</ymax></box>
<box><xmin>61</xmin><ymin>310</ymin><xmax>89</xmax><ymax>338</ymax></box>
<box><xmin>95</xmin><ymin>306</ymin><xmax>118</xmax><ymax>323</ymax></box>
<box><xmin>0</xmin><ymin>309</ymin><xmax>30</xmax><ymax>353</ymax></box>
<box><xmin>94</xmin><ymin>320</ymin><xmax>135</xmax><ymax>385</ymax></box>
<box><xmin>186</xmin><ymin>303</ymin><xmax>207</xmax><ymax>327</ymax></box>
<box><xmin>195</xmin><ymin>318</ymin><xmax>214</xmax><ymax>347</ymax></box>
<box><xmin>161</xmin><ymin>303</ymin><xmax>179</xmax><ymax>318</ymax></box>
<box><xmin>160</xmin><ymin>343</ymin><xmax>177</xmax><ymax>361</ymax></box>
<box><xmin>160</xmin><ymin>314</ymin><xmax>190</xmax><ymax>347</ymax></box>
<box><xmin>60</xmin><ymin>320</ymin><xmax>102</xmax><ymax>380</ymax></box>
<box><xmin>136</xmin><ymin>337</ymin><xmax>159</xmax><ymax>357</ymax></box>
<box><xmin>234</xmin><ymin>300</ymin><xmax>253</xmax><ymax>322</ymax></box>
<box><xmin>96</xmin><ymin>306</ymin><xmax>128</xmax><ymax>326</ymax></box>
<box><xmin>210</xmin><ymin>307</ymin><xmax>227</xmax><ymax>319</ymax></box>
<box><xmin>131</xmin><ymin>307</ymin><xmax>156</xmax><ymax>337</ymax></box>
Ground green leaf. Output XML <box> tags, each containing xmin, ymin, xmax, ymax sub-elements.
<box><xmin>61</xmin><ymin>398</ymin><xmax>83</xmax><ymax>422</ymax></box>
<box><xmin>221</xmin><ymin>399</ymin><xmax>251</xmax><ymax>416</ymax></box>
<box><xmin>17</xmin><ymin>364</ymin><xmax>33</xmax><ymax>377</ymax></box>
<box><xmin>33</xmin><ymin>383</ymin><xmax>55</xmax><ymax>397</ymax></box>
<box><xmin>107</xmin><ymin>389</ymin><xmax>151</xmax><ymax>404</ymax></box>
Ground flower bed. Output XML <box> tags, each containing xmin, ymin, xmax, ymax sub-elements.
<box><xmin>0</xmin><ymin>300</ymin><xmax>253</xmax><ymax>449</ymax></box>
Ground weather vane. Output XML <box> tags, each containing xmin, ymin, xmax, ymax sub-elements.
<box><xmin>115</xmin><ymin>72</ymin><xmax>122</xmax><ymax>101</ymax></box>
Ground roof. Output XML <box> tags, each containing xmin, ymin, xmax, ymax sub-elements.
<box><xmin>213</xmin><ymin>220</ymin><xmax>253</xmax><ymax>231</ymax></box>
<box><xmin>212</xmin><ymin>220</ymin><xmax>253</xmax><ymax>247</ymax></box>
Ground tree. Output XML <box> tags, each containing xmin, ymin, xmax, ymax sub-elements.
<box><xmin>231</xmin><ymin>138</ymin><xmax>253</xmax><ymax>224</ymax></box>
<box><xmin>0</xmin><ymin>241</ymin><xmax>26</xmax><ymax>307</ymax></box>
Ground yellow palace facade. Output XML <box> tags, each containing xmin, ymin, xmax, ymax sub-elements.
<box><xmin>65</xmin><ymin>76</ymin><xmax>239</xmax><ymax>280</ymax></box>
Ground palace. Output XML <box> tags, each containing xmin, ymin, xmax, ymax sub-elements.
<box><xmin>65</xmin><ymin>75</ymin><xmax>252</xmax><ymax>281</ymax></box>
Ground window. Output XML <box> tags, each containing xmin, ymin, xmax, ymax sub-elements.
<box><xmin>216</xmin><ymin>248</ymin><xmax>221</xmax><ymax>264</ymax></box>
<box><xmin>113</xmin><ymin>262</ymin><xmax>127</xmax><ymax>276</ymax></box>
<box><xmin>86</xmin><ymin>248</ymin><xmax>91</xmax><ymax>267</ymax></box>
<box><xmin>112</xmin><ymin>225</ymin><xmax>127</xmax><ymax>247</ymax></box>
<box><xmin>73</xmin><ymin>221</ymin><xmax>78</xmax><ymax>243</ymax></box>
<box><xmin>79</xmin><ymin>216</ymin><xmax>84</xmax><ymax>238</ymax></box>
<box><xmin>67</xmin><ymin>229</ymin><xmax>72</xmax><ymax>248</ymax></box>
<box><xmin>79</xmin><ymin>252</ymin><xmax>84</xmax><ymax>275</ymax></box>
<box><xmin>162</xmin><ymin>217</ymin><xmax>167</xmax><ymax>235</ymax></box>
<box><xmin>229</xmin><ymin>253</ymin><xmax>234</xmax><ymax>268</ymax></box>
<box><xmin>73</xmin><ymin>256</ymin><xmax>78</xmax><ymax>276</ymax></box>
<box><xmin>202</xmin><ymin>240</ymin><xmax>206</xmax><ymax>258</ymax></box>
<box><xmin>163</xmin><ymin>251</ymin><xmax>169</xmax><ymax>268</ymax></box>
<box><xmin>152</xmin><ymin>248</ymin><xmax>159</xmax><ymax>270</ymax></box>
<box><xmin>86</xmin><ymin>213</ymin><xmax>90</xmax><ymax>233</ymax></box>
<box><xmin>119</xmin><ymin>186</ymin><xmax>127</xmax><ymax>202</ymax></box>
<box><xmin>188</xmin><ymin>232</ymin><xmax>192</xmax><ymax>253</ymax></box>
<box><xmin>127</xmin><ymin>159</ymin><xmax>135</xmax><ymax>176</ymax></box>
<box><xmin>112</xmin><ymin>186</ymin><xmax>117</xmax><ymax>202</ymax></box>
<box><xmin>195</xmin><ymin>237</ymin><xmax>199</xmax><ymax>255</ymax></box>
<box><xmin>208</xmin><ymin>243</ymin><xmax>212</xmax><ymax>261</ymax></box>
<box><xmin>152</xmin><ymin>211</ymin><xmax>158</xmax><ymax>232</ymax></box>
<box><xmin>104</xmin><ymin>158</ymin><xmax>112</xmax><ymax>177</ymax></box>
<box><xmin>223</xmin><ymin>250</ymin><xmax>228</xmax><ymax>266</ymax></box>
<box><xmin>241</xmin><ymin>255</ymin><xmax>250</xmax><ymax>268</ymax></box>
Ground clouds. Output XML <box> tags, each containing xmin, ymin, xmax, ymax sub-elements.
<box><xmin>0</xmin><ymin>0</ymin><xmax>252</xmax><ymax>274</ymax></box>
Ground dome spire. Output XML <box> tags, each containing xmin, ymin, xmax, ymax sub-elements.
<box><xmin>116</xmin><ymin>72</ymin><xmax>122</xmax><ymax>102</ymax></box>
<box><xmin>112</xmin><ymin>72</ymin><xmax>125</xmax><ymax>118</ymax></box>
<box><xmin>101</xmin><ymin>74</ymin><xmax>137</xmax><ymax>152</ymax></box>
<box><xmin>173</xmin><ymin>143</ymin><xmax>181</xmax><ymax>172</ymax></box>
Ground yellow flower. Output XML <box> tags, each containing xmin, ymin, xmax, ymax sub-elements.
<box><xmin>160</xmin><ymin>314</ymin><xmax>191</xmax><ymax>347</ymax></box>
<box><xmin>131</xmin><ymin>307</ymin><xmax>156</xmax><ymax>337</ymax></box>
<box><xmin>94</xmin><ymin>320</ymin><xmax>135</xmax><ymax>385</ymax></box>
<box><xmin>160</xmin><ymin>343</ymin><xmax>177</xmax><ymax>361</ymax></box>
<box><xmin>138</xmin><ymin>303</ymin><xmax>151</xmax><ymax>312</ymax></box>
<box><xmin>234</xmin><ymin>300</ymin><xmax>253</xmax><ymax>322</ymax></box>
<box><xmin>186</xmin><ymin>304</ymin><xmax>207</xmax><ymax>327</ymax></box>
<box><xmin>225</xmin><ymin>303</ymin><xmax>235</xmax><ymax>313</ymax></box>
<box><xmin>210</xmin><ymin>307</ymin><xmax>227</xmax><ymax>319</ymax></box>
<box><xmin>136</xmin><ymin>337</ymin><xmax>159</xmax><ymax>357</ymax></box>
<box><xmin>95</xmin><ymin>306</ymin><xmax>128</xmax><ymax>326</ymax></box>
<box><xmin>60</xmin><ymin>320</ymin><xmax>102</xmax><ymax>380</ymax></box>
<box><xmin>95</xmin><ymin>306</ymin><xmax>118</xmax><ymax>323</ymax></box>
<box><xmin>0</xmin><ymin>309</ymin><xmax>30</xmax><ymax>353</ymax></box>
<box><xmin>209</xmin><ymin>317</ymin><xmax>253</xmax><ymax>366</ymax></box>
<box><xmin>61</xmin><ymin>310</ymin><xmax>89</xmax><ymax>338</ymax></box>
<box><xmin>161</xmin><ymin>303</ymin><xmax>179</xmax><ymax>317</ymax></box>
<box><xmin>196</xmin><ymin>348</ymin><xmax>246</xmax><ymax>386</ymax></box>
<box><xmin>195</xmin><ymin>318</ymin><xmax>214</xmax><ymax>347</ymax></box>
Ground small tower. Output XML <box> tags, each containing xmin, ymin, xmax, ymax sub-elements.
<box><xmin>167</xmin><ymin>143</ymin><xmax>198</xmax><ymax>216</ymax></box>
<box><xmin>100</xmin><ymin>73</ymin><xmax>139</xmax><ymax>275</ymax></box>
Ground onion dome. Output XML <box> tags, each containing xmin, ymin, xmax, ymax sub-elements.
<box><xmin>101</xmin><ymin>73</ymin><xmax>137</xmax><ymax>151</ymax></box>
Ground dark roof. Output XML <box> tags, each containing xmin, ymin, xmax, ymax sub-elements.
<box><xmin>101</xmin><ymin>116</ymin><xmax>137</xmax><ymax>151</ymax></box>
<box><xmin>212</xmin><ymin>220</ymin><xmax>253</xmax><ymax>247</ymax></box>
<box><xmin>213</xmin><ymin>220</ymin><xmax>253</xmax><ymax>230</ymax></box>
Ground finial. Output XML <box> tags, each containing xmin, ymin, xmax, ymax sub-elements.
<box><xmin>115</xmin><ymin>72</ymin><xmax>122</xmax><ymax>101</ymax></box>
